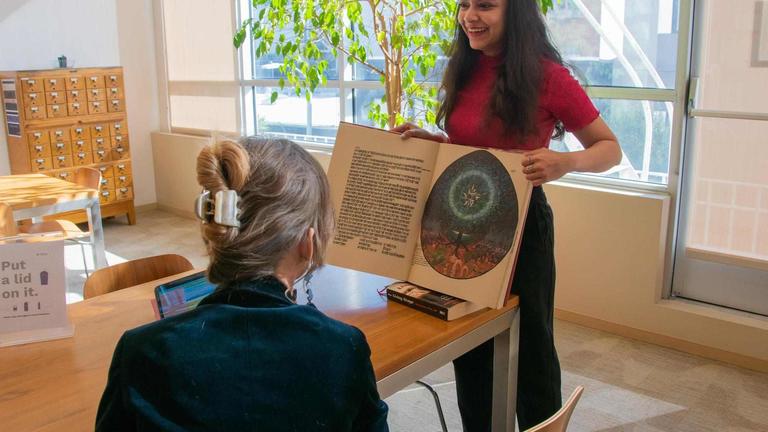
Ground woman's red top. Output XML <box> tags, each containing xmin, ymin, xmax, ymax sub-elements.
<box><xmin>446</xmin><ymin>54</ymin><xmax>599</xmax><ymax>151</ymax></box>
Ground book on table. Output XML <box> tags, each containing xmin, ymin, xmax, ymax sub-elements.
<box><xmin>325</xmin><ymin>122</ymin><xmax>532</xmax><ymax>319</ymax></box>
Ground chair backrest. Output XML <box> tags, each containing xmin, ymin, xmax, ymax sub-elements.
<box><xmin>0</xmin><ymin>202</ymin><xmax>18</xmax><ymax>237</ymax></box>
<box><xmin>525</xmin><ymin>386</ymin><xmax>584</xmax><ymax>432</ymax></box>
<box><xmin>74</xmin><ymin>167</ymin><xmax>101</xmax><ymax>190</ymax></box>
<box><xmin>83</xmin><ymin>254</ymin><xmax>194</xmax><ymax>299</ymax></box>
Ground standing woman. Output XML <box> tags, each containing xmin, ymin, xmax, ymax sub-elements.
<box><xmin>394</xmin><ymin>0</ymin><xmax>621</xmax><ymax>430</ymax></box>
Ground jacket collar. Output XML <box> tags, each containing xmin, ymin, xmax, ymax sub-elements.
<box><xmin>198</xmin><ymin>276</ymin><xmax>296</xmax><ymax>309</ymax></box>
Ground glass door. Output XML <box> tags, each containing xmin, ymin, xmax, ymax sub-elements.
<box><xmin>672</xmin><ymin>0</ymin><xmax>768</xmax><ymax>315</ymax></box>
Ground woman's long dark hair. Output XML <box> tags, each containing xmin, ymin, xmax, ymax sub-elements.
<box><xmin>436</xmin><ymin>0</ymin><xmax>564</xmax><ymax>139</ymax></box>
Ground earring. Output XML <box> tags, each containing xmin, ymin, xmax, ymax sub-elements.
<box><xmin>303</xmin><ymin>271</ymin><xmax>314</xmax><ymax>306</ymax></box>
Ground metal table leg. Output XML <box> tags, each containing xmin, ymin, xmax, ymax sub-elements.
<box><xmin>492</xmin><ymin>308</ymin><xmax>520</xmax><ymax>432</ymax></box>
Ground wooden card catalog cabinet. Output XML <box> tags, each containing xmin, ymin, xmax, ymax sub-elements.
<box><xmin>0</xmin><ymin>67</ymin><xmax>136</xmax><ymax>224</ymax></box>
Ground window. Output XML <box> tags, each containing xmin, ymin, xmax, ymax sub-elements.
<box><xmin>162</xmin><ymin>0</ymin><xmax>240</xmax><ymax>134</ymax></box>
<box><xmin>234</xmin><ymin>0</ymin><xmax>686</xmax><ymax>185</ymax></box>
<box><xmin>546</xmin><ymin>0</ymin><xmax>683</xmax><ymax>186</ymax></box>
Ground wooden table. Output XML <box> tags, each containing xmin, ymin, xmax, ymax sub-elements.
<box><xmin>0</xmin><ymin>265</ymin><xmax>520</xmax><ymax>431</ymax></box>
<box><xmin>0</xmin><ymin>173</ymin><xmax>107</xmax><ymax>268</ymax></box>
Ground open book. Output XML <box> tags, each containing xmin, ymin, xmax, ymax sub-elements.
<box><xmin>326</xmin><ymin>122</ymin><xmax>532</xmax><ymax>309</ymax></box>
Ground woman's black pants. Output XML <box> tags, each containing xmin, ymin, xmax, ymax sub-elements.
<box><xmin>453</xmin><ymin>187</ymin><xmax>561</xmax><ymax>431</ymax></box>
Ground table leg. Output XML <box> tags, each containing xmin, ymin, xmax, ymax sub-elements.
<box><xmin>492</xmin><ymin>308</ymin><xmax>520</xmax><ymax>432</ymax></box>
<box><xmin>86</xmin><ymin>198</ymin><xmax>108</xmax><ymax>269</ymax></box>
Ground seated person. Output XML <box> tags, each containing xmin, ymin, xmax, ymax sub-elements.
<box><xmin>96</xmin><ymin>137</ymin><xmax>388</xmax><ymax>431</ymax></box>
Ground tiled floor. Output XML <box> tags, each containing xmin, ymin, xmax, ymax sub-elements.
<box><xmin>70</xmin><ymin>209</ymin><xmax>768</xmax><ymax>431</ymax></box>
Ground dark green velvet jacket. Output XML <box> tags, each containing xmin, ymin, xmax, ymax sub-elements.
<box><xmin>96</xmin><ymin>276</ymin><xmax>388</xmax><ymax>431</ymax></box>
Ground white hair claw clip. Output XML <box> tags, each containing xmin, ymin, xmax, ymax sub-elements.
<box><xmin>195</xmin><ymin>189</ymin><xmax>240</xmax><ymax>228</ymax></box>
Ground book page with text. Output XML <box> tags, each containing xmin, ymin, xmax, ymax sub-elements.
<box><xmin>407</xmin><ymin>143</ymin><xmax>532</xmax><ymax>308</ymax></box>
<box><xmin>326</xmin><ymin>123</ymin><xmax>440</xmax><ymax>280</ymax></box>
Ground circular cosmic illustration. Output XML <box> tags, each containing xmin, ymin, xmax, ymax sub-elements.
<box><xmin>420</xmin><ymin>150</ymin><xmax>518</xmax><ymax>279</ymax></box>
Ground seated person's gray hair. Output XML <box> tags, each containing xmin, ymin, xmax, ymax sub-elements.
<box><xmin>196</xmin><ymin>137</ymin><xmax>334</xmax><ymax>287</ymax></box>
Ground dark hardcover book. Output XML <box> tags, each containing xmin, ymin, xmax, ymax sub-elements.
<box><xmin>386</xmin><ymin>281</ymin><xmax>485</xmax><ymax>321</ymax></box>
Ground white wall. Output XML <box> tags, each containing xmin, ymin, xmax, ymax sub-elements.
<box><xmin>0</xmin><ymin>0</ymin><xmax>158</xmax><ymax>205</ymax></box>
<box><xmin>546</xmin><ymin>183</ymin><xmax>768</xmax><ymax>371</ymax></box>
<box><xmin>115</xmin><ymin>0</ymin><xmax>159</xmax><ymax>206</ymax></box>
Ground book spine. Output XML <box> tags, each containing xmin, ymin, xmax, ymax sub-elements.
<box><xmin>386</xmin><ymin>291</ymin><xmax>449</xmax><ymax>320</ymax></box>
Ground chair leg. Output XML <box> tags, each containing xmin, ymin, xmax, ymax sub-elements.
<box><xmin>415</xmin><ymin>380</ymin><xmax>448</xmax><ymax>432</ymax></box>
<box><xmin>79</xmin><ymin>242</ymin><xmax>89</xmax><ymax>278</ymax></box>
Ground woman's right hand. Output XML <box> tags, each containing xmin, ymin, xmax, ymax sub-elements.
<box><xmin>391</xmin><ymin>122</ymin><xmax>448</xmax><ymax>143</ymax></box>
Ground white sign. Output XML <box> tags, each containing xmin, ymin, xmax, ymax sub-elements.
<box><xmin>0</xmin><ymin>240</ymin><xmax>73</xmax><ymax>347</ymax></box>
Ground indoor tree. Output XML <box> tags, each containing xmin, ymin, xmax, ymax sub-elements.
<box><xmin>234</xmin><ymin>0</ymin><xmax>558</xmax><ymax>129</ymax></box>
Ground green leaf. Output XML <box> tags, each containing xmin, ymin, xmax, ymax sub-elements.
<box><xmin>233</xmin><ymin>26</ymin><xmax>247</xmax><ymax>48</ymax></box>
<box><xmin>270</xmin><ymin>91</ymin><xmax>278</xmax><ymax>104</ymax></box>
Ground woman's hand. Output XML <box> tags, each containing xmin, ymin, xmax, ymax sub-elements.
<box><xmin>522</xmin><ymin>117</ymin><xmax>622</xmax><ymax>186</ymax></box>
<box><xmin>521</xmin><ymin>148</ymin><xmax>573</xmax><ymax>187</ymax></box>
<box><xmin>391</xmin><ymin>122</ymin><xmax>448</xmax><ymax>143</ymax></box>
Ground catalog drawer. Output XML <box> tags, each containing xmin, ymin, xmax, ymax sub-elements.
<box><xmin>100</xmin><ymin>176</ymin><xmax>114</xmax><ymax>191</ymax></box>
<box><xmin>29</xmin><ymin>142</ymin><xmax>51</xmax><ymax>159</ymax></box>
<box><xmin>45</xmin><ymin>91</ymin><xmax>66</xmax><ymax>105</ymax></box>
<box><xmin>115</xmin><ymin>174</ymin><xmax>132</xmax><ymax>188</ymax></box>
<box><xmin>96</xmin><ymin>164</ymin><xmax>114</xmax><ymax>178</ymax></box>
<box><xmin>90</xmin><ymin>123</ymin><xmax>108</xmax><ymax>138</ymax></box>
<box><xmin>24</xmin><ymin>92</ymin><xmax>44</xmax><ymax>107</ymax></box>
<box><xmin>43</xmin><ymin>77</ymin><xmax>65</xmax><ymax>92</ymax></box>
<box><xmin>111</xmin><ymin>134</ymin><xmax>129</xmax><ymax>147</ymax></box>
<box><xmin>110</xmin><ymin>120</ymin><xmax>127</xmax><ymax>136</ymax></box>
<box><xmin>68</xmin><ymin>102</ymin><xmax>86</xmax><ymax>116</ymax></box>
<box><xmin>87</xmin><ymin>100</ymin><xmax>107</xmax><ymax>114</ymax></box>
<box><xmin>46</xmin><ymin>104</ymin><xmax>67</xmax><ymax>118</ymax></box>
<box><xmin>31</xmin><ymin>157</ymin><xmax>52</xmax><ymax>172</ymax></box>
<box><xmin>28</xmin><ymin>130</ymin><xmax>50</xmax><ymax>145</ymax></box>
<box><xmin>107</xmin><ymin>86</ymin><xmax>123</xmax><ymax>100</ymax></box>
<box><xmin>25</xmin><ymin>105</ymin><xmax>46</xmax><ymax>120</ymax></box>
<box><xmin>21</xmin><ymin>78</ymin><xmax>43</xmax><ymax>93</ymax></box>
<box><xmin>112</xmin><ymin>145</ymin><xmax>129</xmax><ymax>160</ymax></box>
<box><xmin>86</xmin><ymin>74</ymin><xmax>105</xmax><ymax>89</ymax></box>
<box><xmin>105</xmin><ymin>73</ymin><xmax>123</xmax><ymax>88</ymax></box>
<box><xmin>49</xmin><ymin>128</ymin><xmax>68</xmax><ymax>142</ymax></box>
<box><xmin>92</xmin><ymin>136</ymin><xmax>109</xmax><ymax>150</ymax></box>
<box><xmin>87</xmin><ymin>87</ymin><xmax>106</xmax><ymax>101</ymax></box>
<box><xmin>73</xmin><ymin>151</ymin><xmax>93</xmax><ymax>166</ymax></box>
<box><xmin>66</xmin><ymin>76</ymin><xmax>85</xmax><ymax>90</ymax></box>
<box><xmin>107</xmin><ymin>98</ymin><xmax>125</xmax><ymax>113</ymax></box>
<box><xmin>52</xmin><ymin>154</ymin><xmax>73</xmax><ymax>169</ymax></box>
<box><xmin>50</xmin><ymin>140</ymin><xmax>71</xmax><ymax>156</ymax></box>
<box><xmin>52</xmin><ymin>169</ymin><xmax>75</xmax><ymax>182</ymax></box>
<box><xmin>71</xmin><ymin>139</ymin><xmax>92</xmax><ymax>153</ymax></box>
<box><xmin>116</xmin><ymin>186</ymin><xmax>133</xmax><ymax>201</ymax></box>
<box><xmin>114</xmin><ymin>161</ymin><xmax>131</xmax><ymax>176</ymax></box>
<box><xmin>93</xmin><ymin>148</ymin><xmax>111</xmax><ymax>163</ymax></box>
<box><xmin>70</xmin><ymin>125</ymin><xmax>91</xmax><ymax>140</ymax></box>
<box><xmin>99</xmin><ymin>189</ymin><xmax>116</xmax><ymax>205</ymax></box>
<box><xmin>67</xmin><ymin>89</ymin><xmax>86</xmax><ymax>103</ymax></box>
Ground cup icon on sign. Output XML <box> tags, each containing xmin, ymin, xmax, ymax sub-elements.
<box><xmin>40</xmin><ymin>271</ymin><xmax>49</xmax><ymax>285</ymax></box>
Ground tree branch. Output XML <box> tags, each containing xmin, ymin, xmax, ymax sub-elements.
<box><xmin>320</xmin><ymin>30</ymin><xmax>386</xmax><ymax>76</ymax></box>
<box><xmin>369</xmin><ymin>0</ymin><xmax>395</xmax><ymax>64</ymax></box>
<box><xmin>404</xmin><ymin>2</ymin><xmax>440</xmax><ymax>18</ymax></box>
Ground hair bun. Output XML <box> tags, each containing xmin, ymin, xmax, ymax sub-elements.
<box><xmin>197</xmin><ymin>139</ymin><xmax>250</xmax><ymax>193</ymax></box>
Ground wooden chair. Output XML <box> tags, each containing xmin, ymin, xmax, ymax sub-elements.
<box><xmin>525</xmin><ymin>386</ymin><xmax>584</xmax><ymax>432</ymax></box>
<box><xmin>0</xmin><ymin>202</ymin><xmax>17</xmax><ymax>237</ymax></box>
<box><xmin>83</xmin><ymin>254</ymin><xmax>194</xmax><ymax>299</ymax></box>
<box><xmin>19</xmin><ymin>167</ymin><xmax>101</xmax><ymax>274</ymax></box>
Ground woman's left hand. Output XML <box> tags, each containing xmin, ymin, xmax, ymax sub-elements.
<box><xmin>521</xmin><ymin>148</ymin><xmax>573</xmax><ymax>186</ymax></box>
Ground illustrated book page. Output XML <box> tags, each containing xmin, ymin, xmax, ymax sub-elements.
<box><xmin>407</xmin><ymin>143</ymin><xmax>532</xmax><ymax>309</ymax></box>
